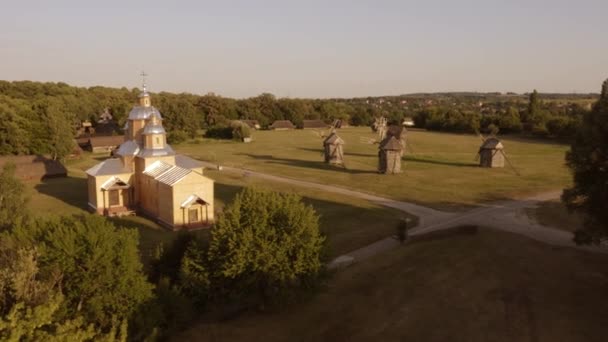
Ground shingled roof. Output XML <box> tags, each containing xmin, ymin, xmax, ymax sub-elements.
<box><xmin>480</xmin><ymin>137</ymin><xmax>503</xmax><ymax>150</ymax></box>
<box><xmin>323</xmin><ymin>132</ymin><xmax>344</xmax><ymax>145</ymax></box>
<box><xmin>89</xmin><ymin>135</ymin><xmax>124</xmax><ymax>148</ymax></box>
<box><xmin>380</xmin><ymin>136</ymin><xmax>403</xmax><ymax>151</ymax></box>
<box><xmin>269</xmin><ymin>120</ymin><xmax>295</xmax><ymax>129</ymax></box>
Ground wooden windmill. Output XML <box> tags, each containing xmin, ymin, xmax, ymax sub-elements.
<box><xmin>475</xmin><ymin>132</ymin><xmax>519</xmax><ymax>175</ymax></box>
<box><xmin>311</xmin><ymin>121</ymin><xmax>346</xmax><ymax>166</ymax></box>
<box><xmin>323</xmin><ymin>132</ymin><xmax>345</xmax><ymax>166</ymax></box>
<box><xmin>377</xmin><ymin>125</ymin><xmax>406</xmax><ymax>174</ymax></box>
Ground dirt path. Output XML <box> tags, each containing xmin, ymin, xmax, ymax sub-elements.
<box><xmin>199</xmin><ymin>162</ymin><xmax>606</xmax><ymax>268</ymax></box>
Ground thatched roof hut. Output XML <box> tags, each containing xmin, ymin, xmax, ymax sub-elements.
<box><xmin>478</xmin><ymin>138</ymin><xmax>505</xmax><ymax>168</ymax></box>
<box><xmin>378</xmin><ymin>136</ymin><xmax>403</xmax><ymax>174</ymax></box>
<box><xmin>269</xmin><ymin>120</ymin><xmax>295</xmax><ymax>130</ymax></box>
<box><xmin>241</xmin><ymin>120</ymin><xmax>261</xmax><ymax>130</ymax></box>
<box><xmin>88</xmin><ymin>136</ymin><xmax>124</xmax><ymax>154</ymax></box>
<box><xmin>323</xmin><ymin>132</ymin><xmax>345</xmax><ymax>165</ymax></box>
<box><xmin>302</xmin><ymin>120</ymin><xmax>328</xmax><ymax>129</ymax></box>
<box><xmin>0</xmin><ymin>155</ymin><xmax>67</xmax><ymax>181</ymax></box>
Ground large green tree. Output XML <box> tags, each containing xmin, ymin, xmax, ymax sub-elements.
<box><xmin>0</xmin><ymin>247</ymin><xmax>127</xmax><ymax>341</ymax></box>
<box><xmin>181</xmin><ymin>188</ymin><xmax>325</xmax><ymax>304</ymax></box>
<box><xmin>0</xmin><ymin>163</ymin><xmax>29</xmax><ymax>231</ymax></box>
<box><xmin>562</xmin><ymin>79</ymin><xmax>608</xmax><ymax>244</ymax></box>
<box><xmin>10</xmin><ymin>215</ymin><xmax>153</xmax><ymax>330</ymax></box>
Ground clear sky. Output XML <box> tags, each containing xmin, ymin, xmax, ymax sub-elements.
<box><xmin>1</xmin><ymin>0</ymin><xmax>606</xmax><ymax>98</ymax></box>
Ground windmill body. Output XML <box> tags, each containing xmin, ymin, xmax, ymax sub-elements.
<box><xmin>478</xmin><ymin>137</ymin><xmax>505</xmax><ymax>168</ymax></box>
<box><xmin>323</xmin><ymin>132</ymin><xmax>345</xmax><ymax>166</ymax></box>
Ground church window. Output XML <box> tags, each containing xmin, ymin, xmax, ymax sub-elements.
<box><xmin>156</xmin><ymin>137</ymin><xmax>160</xmax><ymax>144</ymax></box>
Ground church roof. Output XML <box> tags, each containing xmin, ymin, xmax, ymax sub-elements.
<box><xmin>156</xmin><ymin>166</ymin><xmax>192</xmax><ymax>186</ymax></box>
<box><xmin>143</xmin><ymin>160</ymin><xmax>174</xmax><ymax>178</ymax></box>
<box><xmin>180</xmin><ymin>194</ymin><xmax>211</xmax><ymax>208</ymax></box>
<box><xmin>115</xmin><ymin>140</ymin><xmax>140</xmax><ymax>157</ymax></box>
<box><xmin>143</xmin><ymin>160</ymin><xmax>195</xmax><ymax>186</ymax></box>
<box><xmin>142</xmin><ymin>123</ymin><xmax>166</xmax><ymax>135</ymax></box>
<box><xmin>86</xmin><ymin>158</ymin><xmax>132</xmax><ymax>176</ymax></box>
<box><xmin>127</xmin><ymin>106</ymin><xmax>162</xmax><ymax>120</ymax></box>
<box><xmin>100</xmin><ymin>176</ymin><xmax>130</xmax><ymax>190</ymax></box>
<box><xmin>175</xmin><ymin>155</ymin><xmax>204</xmax><ymax>170</ymax></box>
<box><xmin>138</xmin><ymin>145</ymin><xmax>176</xmax><ymax>157</ymax></box>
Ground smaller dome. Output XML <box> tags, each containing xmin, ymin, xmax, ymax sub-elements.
<box><xmin>143</xmin><ymin>123</ymin><xmax>166</xmax><ymax>135</ymax></box>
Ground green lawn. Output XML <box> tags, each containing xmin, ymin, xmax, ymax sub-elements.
<box><xmin>176</xmin><ymin>228</ymin><xmax>608</xmax><ymax>342</ymax></box>
<box><xmin>26</xmin><ymin>153</ymin><xmax>413</xmax><ymax>260</ymax></box>
<box><xmin>175</xmin><ymin>127</ymin><xmax>571</xmax><ymax>209</ymax></box>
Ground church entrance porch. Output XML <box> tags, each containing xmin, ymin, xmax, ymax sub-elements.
<box><xmin>100</xmin><ymin>178</ymin><xmax>134</xmax><ymax>217</ymax></box>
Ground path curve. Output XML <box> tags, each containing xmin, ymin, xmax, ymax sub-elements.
<box><xmin>198</xmin><ymin>162</ymin><xmax>606</xmax><ymax>269</ymax></box>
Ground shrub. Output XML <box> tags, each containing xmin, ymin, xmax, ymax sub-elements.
<box><xmin>203</xmin><ymin>125</ymin><xmax>232</xmax><ymax>139</ymax></box>
<box><xmin>180</xmin><ymin>188</ymin><xmax>325</xmax><ymax>306</ymax></box>
<box><xmin>231</xmin><ymin>121</ymin><xmax>251</xmax><ymax>140</ymax></box>
<box><xmin>168</xmin><ymin>130</ymin><xmax>189</xmax><ymax>144</ymax></box>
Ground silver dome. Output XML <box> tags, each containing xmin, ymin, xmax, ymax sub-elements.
<box><xmin>128</xmin><ymin>106</ymin><xmax>162</xmax><ymax>120</ymax></box>
<box><xmin>142</xmin><ymin>123</ymin><xmax>166</xmax><ymax>135</ymax></box>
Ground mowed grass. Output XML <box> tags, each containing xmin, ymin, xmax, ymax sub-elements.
<box><xmin>176</xmin><ymin>127</ymin><xmax>571</xmax><ymax>209</ymax></box>
<box><xmin>25</xmin><ymin>153</ymin><xmax>413</xmax><ymax>259</ymax></box>
<box><xmin>176</xmin><ymin>228</ymin><xmax>608</xmax><ymax>342</ymax></box>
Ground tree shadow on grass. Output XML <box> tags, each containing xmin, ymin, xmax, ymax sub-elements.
<box><xmin>235</xmin><ymin>153</ymin><xmax>376</xmax><ymax>175</ymax></box>
<box><xmin>212</xmin><ymin>179</ymin><xmax>419</xmax><ymax>258</ymax></box>
<box><xmin>403</xmin><ymin>155</ymin><xmax>478</xmax><ymax>168</ymax></box>
<box><xmin>34</xmin><ymin>176</ymin><xmax>89</xmax><ymax>211</ymax></box>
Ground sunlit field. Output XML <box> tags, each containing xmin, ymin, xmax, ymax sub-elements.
<box><xmin>176</xmin><ymin>127</ymin><xmax>571</xmax><ymax>209</ymax></box>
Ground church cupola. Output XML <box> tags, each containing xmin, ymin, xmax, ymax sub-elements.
<box><xmin>142</xmin><ymin>112</ymin><xmax>167</xmax><ymax>150</ymax></box>
<box><xmin>139</xmin><ymin>71</ymin><xmax>151</xmax><ymax>107</ymax></box>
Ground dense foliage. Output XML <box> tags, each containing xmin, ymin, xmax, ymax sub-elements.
<box><xmin>0</xmin><ymin>80</ymin><xmax>593</xmax><ymax>159</ymax></box>
<box><xmin>178</xmin><ymin>188</ymin><xmax>325</xmax><ymax>306</ymax></box>
<box><xmin>0</xmin><ymin>164</ymin><xmax>29</xmax><ymax>231</ymax></box>
<box><xmin>562</xmin><ymin>79</ymin><xmax>608</xmax><ymax>244</ymax></box>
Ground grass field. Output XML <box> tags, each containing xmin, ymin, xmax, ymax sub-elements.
<box><xmin>176</xmin><ymin>127</ymin><xmax>571</xmax><ymax>209</ymax></box>
<box><xmin>176</xmin><ymin>228</ymin><xmax>608</xmax><ymax>342</ymax></box>
<box><xmin>26</xmin><ymin>153</ymin><xmax>413</xmax><ymax>260</ymax></box>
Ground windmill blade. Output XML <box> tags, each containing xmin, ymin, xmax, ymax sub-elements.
<box><xmin>501</xmin><ymin>151</ymin><xmax>520</xmax><ymax>176</ymax></box>
<box><xmin>359</xmin><ymin>136</ymin><xmax>376</xmax><ymax>144</ymax></box>
<box><xmin>310</xmin><ymin>130</ymin><xmax>323</xmax><ymax>138</ymax></box>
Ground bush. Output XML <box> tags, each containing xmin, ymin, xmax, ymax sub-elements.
<box><xmin>203</xmin><ymin>125</ymin><xmax>233</xmax><ymax>139</ymax></box>
<box><xmin>179</xmin><ymin>188</ymin><xmax>325</xmax><ymax>306</ymax></box>
<box><xmin>231</xmin><ymin>121</ymin><xmax>251</xmax><ymax>140</ymax></box>
<box><xmin>204</xmin><ymin>121</ymin><xmax>252</xmax><ymax>141</ymax></box>
<box><xmin>168</xmin><ymin>130</ymin><xmax>189</xmax><ymax>144</ymax></box>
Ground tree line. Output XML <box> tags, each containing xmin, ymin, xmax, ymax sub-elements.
<box><xmin>0</xmin><ymin>80</ymin><xmax>595</xmax><ymax>159</ymax></box>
